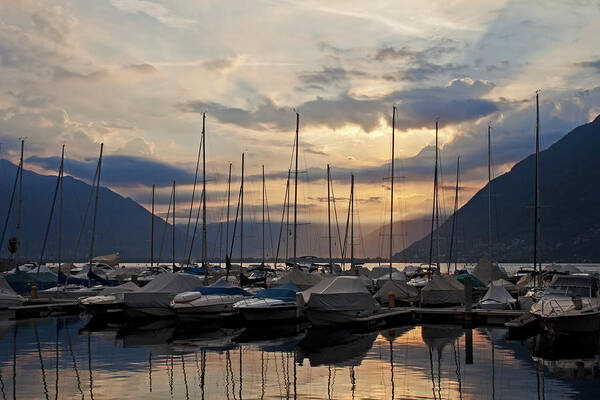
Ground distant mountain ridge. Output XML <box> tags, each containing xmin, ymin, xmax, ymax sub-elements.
<box><xmin>396</xmin><ymin>115</ymin><xmax>600</xmax><ymax>263</ymax></box>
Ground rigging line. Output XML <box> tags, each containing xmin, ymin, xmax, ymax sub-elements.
<box><xmin>228</xmin><ymin>166</ymin><xmax>244</xmax><ymax>260</ymax></box>
<box><xmin>329</xmin><ymin>169</ymin><xmax>344</xmax><ymax>259</ymax></box>
<box><xmin>187</xmin><ymin>189</ymin><xmax>205</xmax><ymax>265</ymax></box>
<box><xmin>40</xmin><ymin>149</ymin><xmax>64</xmax><ymax>266</ymax></box>
<box><xmin>264</xmin><ymin>178</ymin><xmax>276</xmax><ymax>261</ymax></box>
<box><xmin>274</xmin><ymin>169</ymin><xmax>291</xmax><ymax>267</ymax></box>
<box><xmin>341</xmin><ymin>179</ymin><xmax>352</xmax><ymax>266</ymax></box>
<box><xmin>73</xmin><ymin>158</ymin><xmax>99</xmax><ymax>260</ymax></box>
<box><xmin>0</xmin><ymin>163</ymin><xmax>20</xmax><ymax>252</ymax></box>
<box><xmin>182</xmin><ymin>131</ymin><xmax>204</xmax><ymax>264</ymax></box>
<box><xmin>158</xmin><ymin>186</ymin><xmax>173</xmax><ymax>262</ymax></box>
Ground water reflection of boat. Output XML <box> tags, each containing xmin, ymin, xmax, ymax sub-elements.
<box><xmin>532</xmin><ymin>331</ymin><xmax>600</xmax><ymax>360</ymax></box>
<box><xmin>422</xmin><ymin>325</ymin><xmax>464</xmax><ymax>400</ymax></box>
<box><xmin>297</xmin><ymin>326</ymin><xmax>378</xmax><ymax>367</ymax></box>
<box><xmin>234</xmin><ymin>322</ymin><xmax>310</xmax><ymax>352</ymax></box>
<box><xmin>169</xmin><ymin>322</ymin><xmax>244</xmax><ymax>353</ymax></box>
<box><xmin>115</xmin><ymin>319</ymin><xmax>177</xmax><ymax>348</ymax></box>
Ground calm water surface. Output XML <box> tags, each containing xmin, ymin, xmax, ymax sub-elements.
<box><xmin>0</xmin><ymin>316</ymin><xmax>598</xmax><ymax>399</ymax></box>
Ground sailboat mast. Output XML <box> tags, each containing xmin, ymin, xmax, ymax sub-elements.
<box><xmin>202</xmin><ymin>113</ymin><xmax>207</xmax><ymax>269</ymax></box>
<box><xmin>448</xmin><ymin>157</ymin><xmax>460</xmax><ymax>273</ymax></box>
<box><xmin>327</xmin><ymin>164</ymin><xmax>332</xmax><ymax>272</ymax></box>
<box><xmin>172</xmin><ymin>180</ymin><xmax>176</xmax><ymax>269</ymax></box>
<box><xmin>89</xmin><ymin>143</ymin><xmax>103</xmax><ymax>264</ymax></box>
<box><xmin>350</xmin><ymin>174</ymin><xmax>355</xmax><ymax>268</ymax></box>
<box><xmin>58</xmin><ymin>146</ymin><xmax>64</xmax><ymax>275</ymax></box>
<box><xmin>240</xmin><ymin>153</ymin><xmax>244</xmax><ymax>269</ymax></box>
<box><xmin>151</xmin><ymin>184</ymin><xmax>155</xmax><ymax>266</ymax></box>
<box><xmin>262</xmin><ymin>165</ymin><xmax>265</xmax><ymax>264</ymax></box>
<box><xmin>293</xmin><ymin>112</ymin><xmax>299</xmax><ymax>266</ymax></box>
<box><xmin>488</xmin><ymin>124</ymin><xmax>492</xmax><ymax>261</ymax></box>
<box><xmin>534</xmin><ymin>91</ymin><xmax>541</xmax><ymax>286</ymax></box>
<box><xmin>15</xmin><ymin>139</ymin><xmax>24</xmax><ymax>264</ymax></box>
<box><xmin>226</xmin><ymin>163</ymin><xmax>232</xmax><ymax>262</ymax></box>
<box><xmin>390</xmin><ymin>106</ymin><xmax>396</xmax><ymax>279</ymax></box>
<box><xmin>427</xmin><ymin>121</ymin><xmax>439</xmax><ymax>277</ymax></box>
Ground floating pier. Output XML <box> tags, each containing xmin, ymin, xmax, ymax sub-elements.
<box><xmin>9</xmin><ymin>299</ymin><xmax>80</xmax><ymax>319</ymax></box>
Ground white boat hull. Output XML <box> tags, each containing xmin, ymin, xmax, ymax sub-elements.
<box><xmin>536</xmin><ymin>311</ymin><xmax>600</xmax><ymax>334</ymax></box>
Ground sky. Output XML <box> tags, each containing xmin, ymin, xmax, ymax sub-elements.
<box><xmin>1</xmin><ymin>0</ymin><xmax>600</xmax><ymax>240</ymax></box>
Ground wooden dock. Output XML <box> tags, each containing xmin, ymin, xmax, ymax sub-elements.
<box><xmin>352</xmin><ymin>307</ymin><xmax>526</xmax><ymax>328</ymax></box>
<box><xmin>8</xmin><ymin>299</ymin><xmax>81</xmax><ymax>319</ymax></box>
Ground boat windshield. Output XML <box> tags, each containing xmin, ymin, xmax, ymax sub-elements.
<box><xmin>545</xmin><ymin>286</ymin><xmax>591</xmax><ymax>297</ymax></box>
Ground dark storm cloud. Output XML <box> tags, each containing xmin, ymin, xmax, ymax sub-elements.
<box><xmin>27</xmin><ymin>155</ymin><xmax>197</xmax><ymax>187</ymax></box>
<box><xmin>179</xmin><ymin>78</ymin><xmax>500</xmax><ymax>133</ymax></box>
<box><xmin>574</xmin><ymin>59</ymin><xmax>600</xmax><ymax>72</ymax></box>
<box><xmin>298</xmin><ymin>66</ymin><xmax>368</xmax><ymax>86</ymax></box>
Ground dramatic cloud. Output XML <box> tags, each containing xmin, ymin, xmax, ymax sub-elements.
<box><xmin>575</xmin><ymin>59</ymin><xmax>600</xmax><ymax>73</ymax></box>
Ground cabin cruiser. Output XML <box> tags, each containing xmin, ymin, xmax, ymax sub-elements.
<box><xmin>233</xmin><ymin>282</ymin><xmax>302</xmax><ymax>322</ymax></box>
<box><xmin>170</xmin><ymin>278</ymin><xmax>251</xmax><ymax>321</ymax></box>
<box><xmin>298</xmin><ymin>276</ymin><xmax>380</xmax><ymax>326</ymax></box>
<box><xmin>530</xmin><ymin>275</ymin><xmax>600</xmax><ymax>334</ymax></box>
<box><xmin>122</xmin><ymin>272</ymin><xmax>204</xmax><ymax>318</ymax></box>
<box><xmin>79</xmin><ymin>282</ymin><xmax>140</xmax><ymax>317</ymax></box>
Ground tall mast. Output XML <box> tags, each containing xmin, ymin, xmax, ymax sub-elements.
<box><xmin>240</xmin><ymin>153</ymin><xmax>245</xmax><ymax>269</ymax></box>
<box><xmin>262</xmin><ymin>165</ymin><xmax>265</xmax><ymax>265</ymax></box>
<box><xmin>293</xmin><ymin>112</ymin><xmax>299</xmax><ymax>266</ymax></box>
<box><xmin>534</xmin><ymin>91</ymin><xmax>541</xmax><ymax>287</ymax></box>
<box><xmin>488</xmin><ymin>124</ymin><xmax>492</xmax><ymax>261</ymax></box>
<box><xmin>427</xmin><ymin>121</ymin><xmax>439</xmax><ymax>277</ymax></box>
<box><xmin>202</xmin><ymin>113</ymin><xmax>207</xmax><ymax>270</ymax></box>
<box><xmin>448</xmin><ymin>157</ymin><xmax>460</xmax><ymax>273</ymax></box>
<box><xmin>350</xmin><ymin>174</ymin><xmax>355</xmax><ymax>269</ymax></box>
<box><xmin>40</xmin><ymin>145</ymin><xmax>65</xmax><ymax>266</ymax></box>
<box><xmin>58</xmin><ymin>146</ymin><xmax>64</xmax><ymax>274</ymax></box>
<box><xmin>89</xmin><ymin>143</ymin><xmax>103</xmax><ymax>265</ymax></box>
<box><xmin>172</xmin><ymin>180</ymin><xmax>176</xmax><ymax>270</ymax></box>
<box><xmin>15</xmin><ymin>139</ymin><xmax>24</xmax><ymax>264</ymax></box>
<box><xmin>327</xmin><ymin>164</ymin><xmax>332</xmax><ymax>272</ymax></box>
<box><xmin>182</xmin><ymin>117</ymin><xmax>203</xmax><ymax>264</ymax></box>
<box><xmin>389</xmin><ymin>106</ymin><xmax>396</xmax><ymax>279</ymax></box>
<box><xmin>151</xmin><ymin>184</ymin><xmax>155</xmax><ymax>266</ymax></box>
<box><xmin>226</xmin><ymin>163</ymin><xmax>232</xmax><ymax>262</ymax></box>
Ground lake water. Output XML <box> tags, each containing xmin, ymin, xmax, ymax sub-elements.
<box><xmin>0</xmin><ymin>316</ymin><xmax>598</xmax><ymax>399</ymax></box>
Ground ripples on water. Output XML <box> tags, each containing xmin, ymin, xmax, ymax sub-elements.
<box><xmin>0</xmin><ymin>316</ymin><xmax>598</xmax><ymax>399</ymax></box>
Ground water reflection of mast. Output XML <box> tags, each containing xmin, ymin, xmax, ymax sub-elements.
<box><xmin>148</xmin><ymin>352</ymin><xmax>152</xmax><ymax>393</ymax></box>
<box><xmin>33</xmin><ymin>321</ymin><xmax>50</xmax><ymax>400</ymax></box>
<box><xmin>239</xmin><ymin>347</ymin><xmax>243</xmax><ymax>400</ymax></box>
<box><xmin>55</xmin><ymin>320</ymin><xmax>59</xmax><ymax>400</ymax></box>
<box><xmin>65</xmin><ymin>325</ymin><xmax>83</xmax><ymax>399</ymax></box>
<box><xmin>12</xmin><ymin>324</ymin><xmax>16</xmax><ymax>400</ymax></box>
<box><xmin>87</xmin><ymin>333</ymin><xmax>94</xmax><ymax>400</ymax></box>
<box><xmin>349</xmin><ymin>366</ymin><xmax>356</xmax><ymax>400</ymax></box>
<box><xmin>181</xmin><ymin>355</ymin><xmax>190</xmax><ymax>400</ymax></box>
<box><xmin>452</xmin><ymin>339</ymin><xmax>463</xmax><ymax>400</ymax></box>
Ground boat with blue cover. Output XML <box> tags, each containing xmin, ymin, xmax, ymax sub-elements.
<box><xmin>233</xmin><ymin>282</ymin><xmax>302</xmax><ymax>322</ymax></box>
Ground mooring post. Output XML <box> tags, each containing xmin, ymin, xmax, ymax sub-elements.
<box><xmin>464</xmin><ymin>276</ymin><xmax>473</xmax><ymax>325</ymax></box>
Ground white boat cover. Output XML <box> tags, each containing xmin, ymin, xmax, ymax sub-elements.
<box><xmin>122</xmin><ymin>273</ymin><xmax>204</xmax><ymax>309</ymax></box>
<box><xmin>421</xmin><ymin>274</ymin><xmax>464</xmax><ymax>305</ymax></box>
<box><xmin>481</xmin><ymin>285</ymin><xmax>516</xmax><ymax>305</ymax></box>
<box><xmin>490</xmin><ymin>278</ymin><xmax>516</xmax><ymax>291</ymax></box>
<box><xmin>92</xmin><ymin>253</ymin><xmax>120</xmax><ymax>266</ymax></box>
<box><xmin>28</xmin><ymin>265</ymin><xmax>54</xmax><ymax>274</ymax></box>
<box><xmin>516</xmin><ymin>273</ymin><xmax>536</xmax><ymax>288</ymax></box>
<box><xmin>368</xmin><ymin>266</ymin><xmax>401</xmax><ymax>280</ymax></box>
<box><xmin>472</xmin><ymin>259</ymin><xmax>507</xmax><ymax>284</ymax></box>
<box><xmin>274</xmin><ymin>268</ymin><xmax>322</xmax><ymax>290</ymax></box>
<box><xmin>543</xmin><ymin>264</ymin><xmax>582</xmax><ymax>274</ymax></box>
<box><xmin>98</xmin><ymin>281</ymin><xmax>139</xmax><ymax>296</ymax></box>
<box><xmin>373</xmin><ymin>272</ymin><xmax>407</xmax><ymax>288</ymax></box>
<box><xmin>0</xmin><ymin>275</ymin><xmax>24</xmax><ymax>303</ymax></box>
<box><xmin>373</xmin><ymin>279</ymin><xmax>418</xmax><ymax>305</ymax></box>
<box><xmin>298</xmin><ymin>276</ymin><xmax>379</xmax><ymax>313</ymax></box>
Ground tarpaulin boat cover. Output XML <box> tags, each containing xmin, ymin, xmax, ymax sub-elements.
<box><xmin>98</xmin><ymin>281</ymin><xmax>139</xmax><ymax>296</ymax></box>
<box><xmin>481</xmin><ymin>285</ymin><xmax>516</xmax><ymax>305</ymax></box>
<box><xmin>92</xmin><ymin>253</ymin><xmax>120</xmax><ymax>266</ymax></box>
<box><xmin>490</xmin><ymin>278</ymin><xmax>516</xmax><ymax>291</ymax></box>
<box><xmin>368</xmin><ymin>266</ymin><xmax>401</xmax><ymax>280</ymax></box>
<box><xmin>421</xmin><ymin>274</ymin><xmax>464</xmax><ymax>305</ymax></box>
<box><xmin>472</xmin><ymin>259</ymin><xmax>508</xmax><ymax>284</ymax></box>
<box><xmin>254</xmin><ymin>282</ymin><xmax>301</xmax><ymax>301</ymax></box>
<box><xmin>516</xmin><ymin>273</ymin><xmax>536</xmax><ymax>289</ymax></box>
<box><xmin>122</xmin><ymin>273</ymin><xmax>204</xmax><ymax>309</ymax></box>
<box><xmin>543</xmin><ymin>264</ymin><xmax>582</xmax><ymax>274</ymax></box>
<box><xmin>0</xmin><ymin>275</ymin><xmax>23</xmax><ymax>298</ymax></box>
<box><xmin>454</xmin><ymin>273</ymin><xmax>486</xmax><ymax>288</ymax></box>
<box><xmin>298</xmin><ymin>276</ymin><xmax>379</xmax><ymax>313</ymax></box>
<box><xmin>4</xmin><ymin>269</ymin><xmax>58</xmax><ymax>294</ymax></box>
<box><xmin>373</xmin><ymin>272</ymin><xmax>407</xmax><ymax>288</ymax></box>
<box><xmin>373</xmin><ymin>279</ymin><xmax>418</xmax><ymax>305</ymax></box>
<box><xmin>275</xmin><ymin>268</ymin><xmax>322</xmax><ymax>290</ymax></box>
<box><xmin>197</xmin><ymin>278</ymin><xmax>251</xmax><ymax>296</ymax></box>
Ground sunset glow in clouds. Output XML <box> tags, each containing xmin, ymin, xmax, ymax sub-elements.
<box><xmin>1</xmin><ymin>0</ymin><xmax>600</xmax><ymax>241</ymax></box>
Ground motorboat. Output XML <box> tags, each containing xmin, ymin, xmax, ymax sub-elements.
<box><xmin>530</xmin><ymin>275</ymin><xmax>600</xmax><ymax>334</ymax></box>
<box><xmin>478</xmin><ymin>284</ymin><xmax>517</xmax><ymax>310</ymax></box>
<box><xmin>420</xmin><ymin>274</ymin><xmax>464</xmax><ymax>306</ymax></box>
<box><xmin>233</xmin><ymin>282</ymin><xmax>302</xmax><ymax>322</ymax></box>
<box><xmin>79</xmin><ymin>282</ymin><xmax>140</xmax><ymax>317</ymax></box>
<box><xmin>170</xmin><ymin>278</ymin><xmax>251</xmax><ymax>321</ymax></box>
<box><xmin>122</xmin><ymin>272</ymin><xmax>204</xmax><ymax>318</ymax></box>
<box><xmin>136</xmin><ymin>266</ymin><xmax>170</xmax><ymax>286</ymax></box>
<box><xmin>298</xmin><ymin>276</ymin><xmax>380</xmax><ymax>326</ymax></box>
